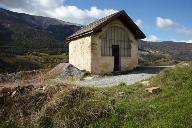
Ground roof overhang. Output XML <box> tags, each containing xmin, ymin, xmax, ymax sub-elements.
<box><xmin>67</xmin><ymin>10</ymin><xmax>146</xmax><ymax>41</ymax></box>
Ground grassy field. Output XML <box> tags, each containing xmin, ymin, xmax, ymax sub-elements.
<box><xmin>138</xmin><ymin>50</ymin><xmax>178</xmax><ymax>66</ymax></box>
<box><xmin>87</xmin><ymin>63</ymin><xmax>192</xmax><ymax>128</ymax></box>
<box><xmin>0</xmin><ymin>62</ymin><xmax>192</xmax><ymax>128</ymax></box>
<box><xmin>0</xmin><ymin>52</ymin><xmax>68</xmax><ymax>73</ymax></box>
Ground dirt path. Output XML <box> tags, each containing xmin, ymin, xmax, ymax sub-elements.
<box><xmin>80</xmin><ymin>67</ymin><xmax>171</xmax><ymax>87</ymax></box>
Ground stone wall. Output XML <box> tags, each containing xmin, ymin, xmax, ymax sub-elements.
<box><xmin>69</xmin><ymin>36</ymin><xmax>92</xmax><ymax>72</ymax></box>
<box><xmin>69</xmin><ymin>19</ymin><xmax>139</xmax><ymax>74</ymax></box>
<box><xmin>91</xmin><ymin>19</ymin><xmax>138</xmax><ymax>74</ymax></box>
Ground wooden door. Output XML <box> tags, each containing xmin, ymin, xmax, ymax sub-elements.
<box><xmin>112</xmin><ymin>45</ymin><xmax>120</xmax><ymax>71</ymax></box>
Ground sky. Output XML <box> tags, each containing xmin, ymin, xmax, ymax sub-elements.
<box><xmin>0</xmin><ymin>0</ymin><xmax>192</xmax><ymax>43</ymax></box>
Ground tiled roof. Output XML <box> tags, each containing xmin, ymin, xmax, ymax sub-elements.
<box><xmin>67</xmin><ymin>10</ymin><xmax>146</xmax><ymax>41</ymax></box>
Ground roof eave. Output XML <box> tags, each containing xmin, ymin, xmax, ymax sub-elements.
<box><xmin>67</xmin><ymin>30</ymin><xmax>94</xmax><ymax>41</ymax></box>
<box><xmin>67</xmin><ymin>10</ymin><xmax>146</xmax><ymax>41</ymax></box>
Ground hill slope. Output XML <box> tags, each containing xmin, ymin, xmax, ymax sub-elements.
<box><xmin>0</xmin><ymin>8</ymin><xmax>80</xmax><ymax>73</ymax></box>
<box><xmin>1</xmin><ymin>62</ymin><xmax>192</xmax><ymax>128</ymax></box>
<box><xmin>139</xmin><ymin>40</ymin><xmax>192</xmax><ymax>61</ymax></box>
<box><xmin>0</xmin><ymin>8</ymin><xmax>81</xmax><ymax>54</ymax></box>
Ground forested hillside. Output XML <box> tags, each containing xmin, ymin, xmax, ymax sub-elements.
<box><xmin>0</xmin><ymin>8</ymin><xmax>80</xmax><ymax>73</ymax></box>
<box><xmin>139</xmin><ymin>40</ymin><xmax>192</xmax><ymax>61</ymax></box>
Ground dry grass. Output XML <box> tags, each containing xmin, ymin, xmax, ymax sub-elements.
<box><xmin>0</xmin><ymin>82</ymin><xmax>113</xmax><ymax>128</ymax></box>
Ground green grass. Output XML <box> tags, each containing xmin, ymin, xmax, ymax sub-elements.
<box><xmin>0</xmin><ymin>52</ymin><xmax>68</xmax><ymax>73</ymax></box>
<box><xmin>1</xmin><ymin>62</ymin><xmax>192</xmax><ymax>128</ymax></box>
<box><xmin>87</xmin><ymin>62</ymin><xmax>192</xmax><ymax>128</ymax></box>
<box><xmin>139</xmin><ymin>50</ymin><xmax>178</xmax><ymax>66</ymax></box>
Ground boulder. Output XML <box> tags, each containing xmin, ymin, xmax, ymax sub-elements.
<box><xmin>145</xmin><ymin>87</ymin><xmax>161</xmax><ymax>94</ymax></box>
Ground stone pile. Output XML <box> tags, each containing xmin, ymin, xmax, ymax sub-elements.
<box><xmin>47</xmin><ymin>63</ymin><xmax>82</xmax><ymax>80</ymax></box>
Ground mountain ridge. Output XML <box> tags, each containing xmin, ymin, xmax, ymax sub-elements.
<box><xmin>0</xmin><ymin>8</ymin><xmax>81</xmax><ymax>27</ymax></box>
<box><xmin>0</xmin><ymin>8</ymin><xmax>81</xmax><ymax>42</ymax></box>
<box><xmin>139</xmin><ymin>40</ymin><xmax>192</xmax><ymax>60</ymax></box>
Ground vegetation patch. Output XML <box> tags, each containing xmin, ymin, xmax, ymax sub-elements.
<box><xmin>87</xmin><ymin>62</ymin><xmax>192</xmax><ymax>128</ymax></box>
<box><xmin>0</xmin><ymin>52</ymin><xmax>68</xmax><ymax>73</ymax></box>
<box><xmin>139</xmin><ymin>50</ymin><xmax>178</xmax><ymax>66</ymax></box>
<box><xmin>0</xmin><ymin>84</ymin><xmax>113</xmax><ymax>128</ymax></box>
<box><xmin>1</xmin><ymin>62</ymin><xmax>192</xmax><ymax>128</ymax></box>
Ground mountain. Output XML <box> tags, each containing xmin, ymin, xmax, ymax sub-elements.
<box><xmin>139</xmin><ymin>40</ymin><xmax>192</xmax><ymax>61</ymax></box>
<box><xmin>0</xmin><ymin>8</ymin><xmax>81</xmax><ymax>55</ymax></box>
<box><xmin>0</xmin><ymin>8</ymin><xmax>81</xmax><ymax>73</ymax></box>
<box><xmin>0</xmin><ymin>8</ymin><xmax>81</xmax><ymax>41</ymax></box>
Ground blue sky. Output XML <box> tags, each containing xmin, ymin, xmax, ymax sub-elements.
<box><xmin>0</xmin><ymin>0</ymin><xmax>192</xmax><ymax>42</ymax></box>
<box><xmin>65</xmin><ymin>0</ymin><xmax>192</xmax><ymax>42</ymax></box>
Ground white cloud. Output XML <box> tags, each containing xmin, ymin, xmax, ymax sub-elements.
<box><xmin>185</xmin><ymin>40</ymin><xmax>192</xmax><ymax>43</ymax></box>
<box><xmin>135</xmin><ymin>19</ymin><xmax>142</xmax><ymax>27</ymax></box>
<box><xmin>86</xmin><ymin>7</ymin><xmax>117</xmax><ymax>19</ymax></box>
<box><xmin>173</xmin><ymin>39</ymin><xmax>192</xmax><ymax>43</ymax></box>
<box><xmin>0</xmin><ymin>0</ymin><xmax>118</xmax><ymax>24</ymax></box>
<box><xmin>143</xmin><ymin>35</ymin><xmax>159</xmax><ymax>42</ymax></box>
<box><xmin>176</xmin><ymin>26</ymin><xmax>192</xmax><ymax>36</ymax></box>
<box><xmin>156</xmin><ymin>17</ymin><xmax>192</xmax><ymax>36</ymax></box>
<box><xmin>156</xmin><ymin>17</ymin><xmax>174</xmax><ymax>28</ymax></box>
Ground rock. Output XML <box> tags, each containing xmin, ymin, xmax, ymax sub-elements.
<box><xmin>83</xmin><ymin>75</ymin><xmax>99</xmax><ymax>80</ymax></box>
<box><xmin>181</xmin><ymin>63</ymin><xmax>190</xmax><ymax>67</ymax></box>
<box><xmin>42</xmin><ymin>86</ymin><xmax>46</xmax><ymax>91</ymax></box>
<box><xmin>48</xmin><ymin>63</ymin><xmax>82</xmax><ymax>80</ymax></box>
<box><xmin>117</xmin><ymin>91</ymin><xmax>125</xmax><ymax>97</ymax></box>
<box><xmin>83</xmin><ymin>76</ymin><xmax>94</xmax><ymax>80</ymax></box>
<box><xmin>141</xmin><ymin>81</ymin><xmax>150</xmax><ymax>86</ymax></box>
<box><xmin>145</xmin><ymin>87</ymin><xmax>161</xmax><ymax>94</ymax></box>
<box><xmin>11</xmin><ymin>91</ymin><xmax>17</xmax><ymax>97</ymax></box>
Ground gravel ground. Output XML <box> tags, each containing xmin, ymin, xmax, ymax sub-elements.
<box><xmin>79</xmin><ymin>67</ymin><xmax>166</xmax><ymax>87</ymax></box>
